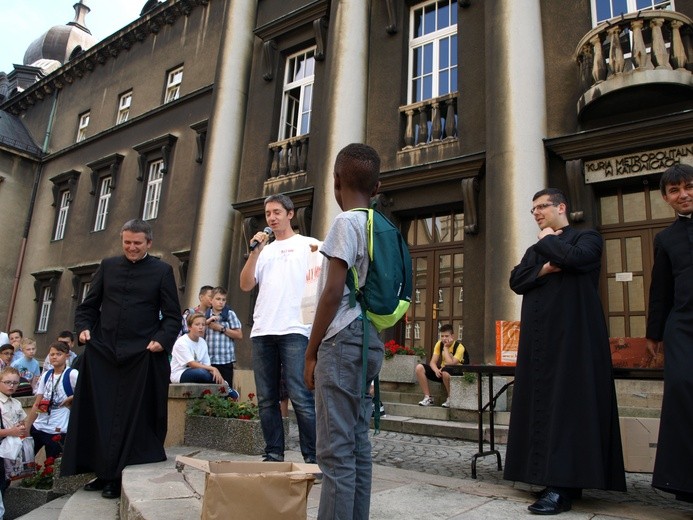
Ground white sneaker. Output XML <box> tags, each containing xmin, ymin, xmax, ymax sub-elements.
<box><xmin>441</xmin><ymin>399</ymin><xmax>450</xmax><ymax>408</ymax></box>
<box><xmin>418</xmin><ymin>396</ymin><xmax>435</xmax><ymax>406</ymax></box>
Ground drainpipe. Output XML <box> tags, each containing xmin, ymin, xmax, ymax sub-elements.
<box><xmin>5</xmin><ymin>89</ymin><xmax>59</xmax><ymax>330</ymax></box>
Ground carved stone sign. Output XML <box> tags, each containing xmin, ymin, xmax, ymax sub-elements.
<box><xmin>584</xmin><ymin>143</ymin><xmax>693</xmax><ymax>183</ymax></box>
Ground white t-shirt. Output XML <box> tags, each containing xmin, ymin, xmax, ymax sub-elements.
<box><xmin>34</xmin><ymin>368</ymin><xmax>79</xmax><ymax>434</ymax></box>
<box><xmin>170</xmin><ymin>334</ymin><xmax>211</xmax><ymax>383</ymax></box>
<box><xmin>251</xmin><ymin>234</ymin><xmax>319</xmax><ymax>338</ymax></box>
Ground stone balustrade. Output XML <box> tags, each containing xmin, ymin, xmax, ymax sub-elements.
<box><xmin>399</xmin><ymin>92</ymin><xmax>458</xmax><ymax>149</ymax></box>
<box><xmin>267</xmin><ymin>135</ymin><xmax>309</xmax><ymax>178</ymax></box>
<box><xmin>575</xmin><ymin>10</ymin><xmax>693</xmax><ymax>113</ymax></box>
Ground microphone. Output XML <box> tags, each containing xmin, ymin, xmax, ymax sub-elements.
<box><xmin>249</xmin><ymin>227</ymin><xmax>273</xmax><ymax>251</ymax></box>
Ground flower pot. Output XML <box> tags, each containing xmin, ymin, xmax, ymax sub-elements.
<box><xmin>379</xmin><ymin>355</ymin><xmax>424</xmax><ymax>383</ymax></box>
<box><xmin>184</xmin><ymin>415</ymin><xmax>289</xmax><ymax>455</ymax></box>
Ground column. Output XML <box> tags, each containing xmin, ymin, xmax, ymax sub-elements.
<box><xmin>483</xmin><ymin>0</ymin><xmax>547</xmax><ymax>360</ymax></box>
<box><xmin>184</xmin><ymin>0</ymin><xmax>257</xmax><ymax>307</ymax></box>
<box><xmin>310</xmin><ymin>0</ymin><xmax>370</xmax><ymax>239</ymax></box>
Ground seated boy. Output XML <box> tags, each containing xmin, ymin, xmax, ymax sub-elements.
<box><xmin>25</xmin><ymin>342</ymin><xmax>79</xmax><ymax>458</ymax></box>
<box><xmin>11</xmin><ymin>338</ymin><xmax>40</xmax><ymax>393</ymax></box>
<box><xmin>0</xmin><ymin>366</ymin><xmax>28</xmax><ymax>514</ymax></box>
<box><xmin>415</xmin><ymin>324</ymin><xmax>470</xmax><ymax>407</ymax></box>
<box><xmin>171</xmin><ymin>313</ymin><xmax>224</xmax><ymax>384</ymax></box>
<box><xmin>8</xmin><ymin>330</ymin><xmax>23</xmax><ymax>363</ymax></box>
<box><xmin>0</xmin><ymin>344</ymin><xmax>14</xmax><ymax>369</ymax></box>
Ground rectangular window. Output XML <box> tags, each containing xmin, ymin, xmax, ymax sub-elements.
<box><xmin>142</xmin><ymin>159</ymin><xmax>164</xmax><ymax>220</ymax></box>
<box><xmin>54</xmin><ymin>190</ymin><xmax>70</xmax><ymax>240</ymax></box>
<box><xmin>164</xmin><ymin>66</ymin><xmax>184</xmax><ymax>103</ymax></box>
<box><xmin>592</xmin><ymin>0</ymin><xmax>673</xmax><ymax>24</ymax></box>
<box><xmin>76</xmin><ymin>111</ymin><xmax>90</xmax><ymax>142</ymax></box>
<box><xmin>93</xmin><ymin>176</ymin><xmax>112</xmax><ymax>231</ymax></box>
<box><xmin>117</xmin><ymin>91</ymin><xmax>132</xmax><ymax>124</ymax></box>
<box><xmin>409</xmin><ymin>0</ymin><xmax>458</xmax><ymax>103</ymax></box>
<box><xmin>37</xmin><ymin>287</ymin><xmax>53</xmax><ymax>333</ymax></box>
<box><xmin>279</xmin><ymin>48</ymin><xmax>316</xmax><ymax>140</ymax></box>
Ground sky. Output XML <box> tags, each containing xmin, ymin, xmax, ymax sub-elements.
<box><xmin>0</xmin><ymin>0</ymin><xmax>147</xmax><ymax>74</ymax></box>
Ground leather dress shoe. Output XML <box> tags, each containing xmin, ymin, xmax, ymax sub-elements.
<box><xmin>528</xmin><ymin>489</ymin><xmax>572</xmax><ymax>515</ymax></box>
<box><xmin>101</xmin><ymin>480</ymin><xmax>122</xmax><ymax>499</ymax></box>
<box><xmin>533</xmin><ymin>487</ymin><xmax>582</xmax><ymax>500</ymax></box>
<box><xmin>83</xmin><ymin>477</ymin><xmax>108</xmax><ymax>491</ymax></box>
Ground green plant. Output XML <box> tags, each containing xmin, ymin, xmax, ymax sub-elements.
<box><xmin>383</xmin><ymin>340</ymin><xmax>425</xmax><ymax>360</ymax></box>
<box><xmin>187</xmin><ymin>389</ymin><xmax>259</xmax><ymax>420</ymax></box>
<box><xmin>463</xmin><ymin>372</ymin><xmax>477</xmax><ymax>384</ymax></box>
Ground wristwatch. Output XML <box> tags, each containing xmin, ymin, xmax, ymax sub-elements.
<box><xmin>221</xmin><ymin>326</ymin><xmax>226</xmax><ymax>334</ymax></box>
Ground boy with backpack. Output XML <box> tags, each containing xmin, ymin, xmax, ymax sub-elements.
<box><xmin>0</xmin><ymin>366</ymin><xmax>28</xmax><ymax>517</ymax></box>
<box><xmin>25</xmin><ymin>342</ymin><xmax>78</xmax><ymax>458</ymax></box>
<box><xmin>304</xmin><ymin>143</ymin><xmax>411</xmax><ymax>519</ymax></box>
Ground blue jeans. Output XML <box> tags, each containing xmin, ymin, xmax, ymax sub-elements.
<box><xmin>252</xmin><ymin>334</ymin><xmax>316</xmax><ymax>462</ymax></box>
<box><xmin>180</xmin><ymin>368</ymin><xmax>213</xmax><ymax>383</ymax></box>
<box><xmin>315</xmin><ymin>318</ymin><xmax>384</xmax><ymax>520</ymax></box>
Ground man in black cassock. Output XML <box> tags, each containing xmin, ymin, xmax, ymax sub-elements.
<box><xmin>61</xmin><ymin>219</ymin><xmax>180</xmax><ymax>499</ymax></box>
<box><xmin>646</xmin><ymin>164</ymin><xmax>693</xmax><ymax>504</ymax></box>
<box><xmin>504</xmin><ymin>188</ymin><xmax>625</xmax><ymax>515</ymax></box>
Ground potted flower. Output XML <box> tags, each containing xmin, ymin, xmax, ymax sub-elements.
<box><xmin>379</xmin><ymin>340</ymin><xmax>425</xmax><ymax>383</ymax></box>
<box><xmin>184</xmin><ymin>388</ymin><xmax>287</xmax><ymax>455</ymax></box>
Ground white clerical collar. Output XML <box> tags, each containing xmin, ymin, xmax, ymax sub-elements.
<box><xmin>679</xmin><ymin>214</ymin><xmax>692</xmax><ymax>219</ymax></box>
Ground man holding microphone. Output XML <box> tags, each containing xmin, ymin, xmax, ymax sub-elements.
<box><xmin>240</xmin><ymin>194</ymin><xmax>319</xmax><ymax>464</ymax></box>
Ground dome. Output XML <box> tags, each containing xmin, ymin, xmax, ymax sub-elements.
<box><xmin>23</xmin><ymin>2</ymin><xmax>97</xmax><ymax>67</ymax></box>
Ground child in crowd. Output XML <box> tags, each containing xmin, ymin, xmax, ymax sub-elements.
<box><xmin>11</xmin><ymin>338</ymin><xmax>40</xmax><ymax>393</ymax></box>
<box><xmin>170</xmin><ymin>313</ymin><xmax>224</xmax><ymax>384</ymax></box>
<box><xmin>25</xmin><ymin>342</ymin><xmax>78</xmax><ymax>458</ymax></box>
<box><xmin>205</xmin><ymin>287</ymin><xmax>242</xmax><ymax>389</ymax></box>
<box><xmin>8</xmin><ymin>330</ymin><xmax>23</xmax><ymax>363</ymax></box>
<box><xmin>0</xmin><ymin>345</ymin><xmax>14</xmax><ymax>369</ymax></box>
<box><xmin>180</xmin><ymin>285</ymin><xmax>214</xmax><ymax>336</ymax></box>
<box><xmin>0</xmin><ymin>366</ymin><xmax>28</xmax><ymax>518</ymax></box>
<box><xmin>304</xmin><ymin>143</ymin><xmax>384</xmax><ymax>519</ymax></box>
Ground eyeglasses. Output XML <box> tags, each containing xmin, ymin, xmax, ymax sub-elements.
<box><xmin>0</xmin><ymin>381</ymin><xmax>19</xmax><ymax>386</ymax></box>
<box><xmin>530</xmin><ymin>202</ymin><xmax>558</xmax><ymax>215</ymax></box>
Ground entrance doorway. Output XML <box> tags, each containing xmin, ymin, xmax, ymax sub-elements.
<box><xmin>402</xmin><ymin>211</ymin><xmax>465</xmax><ymax>358</ymax></box>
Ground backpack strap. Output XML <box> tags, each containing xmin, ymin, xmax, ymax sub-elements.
<box><xmin>62</xmin><ymin>367</ymin><xmax>74</xmax><ymax>397</ymax></box>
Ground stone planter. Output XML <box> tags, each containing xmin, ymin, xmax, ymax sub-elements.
<box><xmin>379</xmin><ymin>355</ymin><xmax>424</xmax><ymax>383</ymax></box>
<box><xmin>184</xmin><ymin>415</ymin><xmax>289</xmax><ymax>455</ymax></box>
<box><xmin>449</xmin><ymin>375</ymin><xmax>508</xmax><ymax>411</ymax></box>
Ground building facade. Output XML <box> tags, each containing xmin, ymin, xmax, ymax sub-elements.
<box><xmin>1</xmin><ymin>0</ymin><xmax>691</xmax><ymax>379</ymax></box>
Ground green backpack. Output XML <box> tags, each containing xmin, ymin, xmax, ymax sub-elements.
<box><xmin>347</xmin><ymin>208</ymin><xmax>412</xmax><ymax>431</ymax></box>
<box><xmin>346</xmin><ymin>208</ymin><xmax>412</xmax><ymax>332</ymax></box>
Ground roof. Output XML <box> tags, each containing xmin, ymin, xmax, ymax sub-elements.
<box><xmin>0</xmin><ymin>110</ymin><xmax>42</xmax><ymax>156</ymax></box>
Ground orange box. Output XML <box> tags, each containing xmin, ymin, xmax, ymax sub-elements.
<box><xmin>496</xmin><ymin>320</ymin><xmax>520</xmax><ymax>366</ymax></box>
<box><xmin>610</xmin><ymin>337</ymin><xmax>664</xmax><ymax>369</ymax></box>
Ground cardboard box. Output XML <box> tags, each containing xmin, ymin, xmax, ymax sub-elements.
<box><xmin>619</xmin><ymin>417</ymin><xmax>659</xmax><ymax>473</ymax></box>
<box><xmin>610</xmin><ymin>337</ymin><xmax>664</xmax><ymax>369</ymax></box>
<box><xmin>176</xmin><ymin>456</ymin><xmax>319</xmax><ymax>520</ymax></box>
<box><xmin>495</xmin><ymin>320</ymin><xmax>520</xmax><ymax>366</ymax></box>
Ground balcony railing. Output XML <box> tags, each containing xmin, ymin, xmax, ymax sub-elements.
<box><xmin>267</xmin><ymin>135</ymin><xmax>309</xmax><ymax>179</ymax></box>
<box><xmin>575</xmin><ymin>10</ymin><xmax>693</xmax><ymax>113</ymax></box>
<box><xmin>399</xmin><ymin>92</ymin><xmax>458</xmax><ymax>150</ymax></box>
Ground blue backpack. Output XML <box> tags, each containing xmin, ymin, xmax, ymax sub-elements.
<box><xmin>43</xmin><ymin>367</ymin><xmax>74</xmax><ymax>397</ymax></box>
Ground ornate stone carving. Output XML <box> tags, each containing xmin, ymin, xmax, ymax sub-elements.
<box><xmin>384</xmin><ymin>0</ymin><xmax>397</xmax><ymax>34</ymax></box>
<box><xmin>565</xmin><ymin>159</ymin><xmax>585</xmax><ymax>222</ymax></box>
<box><xmin>87</xmin><ymin>153</ymin><xmax>124</xmax><ymax>195</ymax></box>
<box><xmin>314</xmin><ymin>17</ymin><xmax>328</xmax><ymax>61</ymax></box>
<box><xmin>262</xmin><ymin>40</ymin><xmax>277</xmax><ymax>81</ymax></box>
<box><xmin>461</xmin><ymin>177</ymin><xmax>479</xmax><ymax>234</ymax></box>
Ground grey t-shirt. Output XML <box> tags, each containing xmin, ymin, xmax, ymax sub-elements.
<box><xmin>318</xmin><ymin>210</ymin><xmax>369</xmax><ymax>340</ymax></box>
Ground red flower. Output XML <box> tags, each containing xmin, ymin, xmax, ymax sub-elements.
<box><xmin>248</xmin><ymin>393</ymin><xmax>255</xmax><ymax>400</ymax></box>
<box><xmin>202</xmin><ymin>389</ymin><xmax>212</xmax><ymax>396</ymax></box>
<box><xmin>44</xmin><ymin>457</ymin><xmax>55</xmax><ymax>466</ymax></box>
<box><xmin>43</xmin><ymin>466</ymin><xmax>54</xmax><ymax>475</ymax></box>
<box><xmin>219</xmin><ymin>386</ymin><xmax>227</xmax><ymax>394</ymax></box>
<box><xmin>51</xmin><ymin>435</ymin><xmax>62</xmax><ymax>442</ymax></box>
<box><xmin>238</xmin><ymin>414</ymin><xmax>251</xmax><ymax>420</ymax></box>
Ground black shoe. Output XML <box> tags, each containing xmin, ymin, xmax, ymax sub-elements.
<box><xmin>84</xmin><ymin>477</ymin><xmax>108</xmax><ymax>491</ymax></box>
<box><xmin>101</xmin><ymin>480</ymin><xmax>122</xmax><ymax>499</ymax></box>
<box><xmin>262</xmin><ymin>455</ymin><xmax>284</xmax><ymax>462</ymax></box>
<box><xmin>532</xmin><ymin>487</ymin><xmax>582</xmax><ymax>500</ymax></box>
<box><xmin>528</xmin><ymin>489</ymin><xmax>572</xmax><ymax>515</ymax></box>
